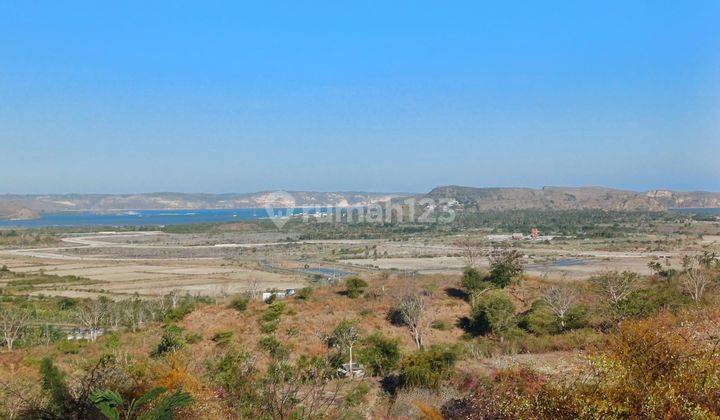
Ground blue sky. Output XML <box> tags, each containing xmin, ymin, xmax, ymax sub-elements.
<box><xmin>1</xmin><ymin>1</ymin><xmax>718</xmax><ymax>194</ymax></box>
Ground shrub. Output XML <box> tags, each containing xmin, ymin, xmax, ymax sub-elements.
<box><xmin>230</xmin><ymin>295</ymin><xmax>250</xmax><ymax>312</ymax></box>
<box><xmin>616</xmin><ymin>283</ymin><xmax>691</xmax><ymax>319</ymax></box>
<box><xmin>185</xmin><ymin>331</ymin><xmax>202</xmax><ymax>344</ymax></box>
<box><xmin>164</xmin><ymin>301</ymin><xmax>195</xmax><ymax>322</ymax></box>
<box><xmin>295</xmin><ymin>287</ymin><xmax>313</xmax><ymax>300</ymax></box>
<box><xmin>471</xmin><ymin>290</ymin><xmax>517</xmax><ymax>336</ymax></box>
<box><xmin>261</xmin><ymin>302</ymin><xmax>286</xmax><ymax>322</ymax></box>
<box><xmin>461</xmin><ymin>267</ymin><xmax>491</xmax><ymax>292</ymax></box>
<box><xmin>357</xmin><ymin>333</ymin><xmax>402</xmax><ymax>377</ymax></box>
<box><xmin>398</xmin><ymin>345</ymin><xmax>462</xmax><ymax>389</ymax></box>
<box><xmin>520</xmin><ymin>301</ymin><xmax>556</xmax><ymax>335</ymax></box>
<box><xmin>344</xmin><ymin>277</ymin><xmax>368</xmax><ymax>298</ymax></box>
<box><xmin>258</xmin><ymin>335</ymin><xmax>289</xmax><ymax>360</ymax></box>
<box><xmin>152</xmin><ymin>325</ymin><xmax>186</xmax><ymax>357</ymax></box>
<box><xmin>260</xmin><ymin>319</ymin><xmax>280</xmax><ymax>333</ymax></box>
<box><xmin>345</xmin><ymin>382</ymin><xmax>371</xmax><ymax>407</ymax></box>
<box><xmin>212</xmin><ymin>331</ymin><xmax>234</xmax><ymax>346</ymax></box>
<box><xmin>488</xmin><ymin>249</ymin><xmax>524</xmax><ymax>288</ymax></box>
<box><xmin>430</xmin><ymin>320</ymin><xmax>449</xmax><ymax>331</ymax></box>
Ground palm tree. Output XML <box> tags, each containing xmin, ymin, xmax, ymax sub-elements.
<box><xmin>90</xmin><ymin>387</ymin><xmax>191</xmax><ymax>420</ymax></box>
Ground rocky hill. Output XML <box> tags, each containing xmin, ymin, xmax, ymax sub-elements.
<box><xmin>425</xmin><ymin>185</ymin><xmax>720</xmax><ymax>211</ymax></box>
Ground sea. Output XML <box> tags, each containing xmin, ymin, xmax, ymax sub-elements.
<box><xmin>0</xmin><ymin>208</ymin><xmax>322</xmax><ymax>229</ymax></box>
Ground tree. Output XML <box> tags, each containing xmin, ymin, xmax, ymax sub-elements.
<box><xmin>592</xmin><ymin>271</ymin><xmax>639</xmax><ymax>306</ymax></box>
<box><xmin>460</xmin><ymin>267</ymin><xmax>491</xmax><ymax>294</ymax></box>
<box><xmin>395</xmin><ymin>293</ymin><xmax>427</xmax><ymax>349</ymax></box>
<box><xmin>471</xmin><ymin>290</ymin><xmax>516</xmax><ymax>337</ymax></box>
<box><xmin>329</xmin><ymin>320</ymin><xmax>360</xmax><ymax>376</ymax></box>
<box><xmin>260</xmin><ymin>357</ymin><xmax>340</xmax><ymax>419</ymax></box>
<box><xmin>76</xmin><ymin>299</ymin><xmax>108</xmax><ymax>341</ymax></box>
<box><xmin>542</xmin><ymin>286</ymin><xmax>576</xmax><ymax>330</ymax></box>
<box><xmin>0</xmin><ymin>308</ymin><xmax>29</xmax><ymax>351</ymax></box>
<box><xmin>681</xmin><ymin>254</ymin><xmax>717</xmax><ymax>303</ymax></box>
<box><xmin>488</xmin><ymin>249</ymin><xmax>524</xmax><ymax>288</ymax></box>
<box><xmin>456</xmin><ymin>236</ymin><xmax>484</xmax><ymax>268</ymax></box>
<box><xmin>91</xmin><ymin>387</ymin><xmax>192</xmax><ymax>420</ymax></box>
<box><xmin>357</xmin><ymin>333</ymin><xmax>402</xmax><ymax>377</ymax></box>
<box><xmin>344</xmin><ymin>277</ymin><xmax>368</xmax><ymax>299</ymax></box>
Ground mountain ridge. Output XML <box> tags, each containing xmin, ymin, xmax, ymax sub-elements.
<box><xmin>1</xmin><ymin>186</ymin><xmax>719</xmax><ymax>220</ymax></box>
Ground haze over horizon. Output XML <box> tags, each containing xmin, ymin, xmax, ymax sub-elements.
<box><xmin>2</xmin><ymin>1</ymin><xmax>719</xmax><ymax>194</ymax></box>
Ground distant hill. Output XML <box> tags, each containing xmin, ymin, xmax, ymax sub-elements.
<box><xmin>0</xmin><ymin>191</ymin><xmax>406</xmax><ymax>220</ymax></box>
<box><xmin>2</xmin><ymin>187</ymin><xmax>719</xmax><ymax>220</ymax></box>
<box><xmin>425</xmin><ymin>185</ymin><xmax>720</xmax><ymax>212</ymax></box>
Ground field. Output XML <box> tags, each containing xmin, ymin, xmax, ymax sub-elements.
<box><xmin>1</xmin><ymin>211</ymin><xmax>719</xmax><ymax>418</ymax></box>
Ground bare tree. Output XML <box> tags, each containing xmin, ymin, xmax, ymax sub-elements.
<box><xmin>167</xmin><ymin>290</ymin><xmax>181</xmax><ymax>309</ymax></box>
<box><xmin>456</xmin><ymin>236</ymin><xmax>484</xmax><ymax>268</ymax></box>
<box><xmin>247</xmin><ymin>278</ymin><xmax>260</xmax><ymax>300</ymax></box>
<box><xmin>681</xmin><ymin>254</ymin><xmax>716</xmax><ymax>303</ymax></box>
<box><xmin>396</xmin><ymin>293</ymin><xmax>427</xmax><ymax>349</ymax></box>
<box><xmin>329</xmin><ymin>320</ymin><xmax>360</xmax><ymax>377</ymax></box>
<box><xmin>261</xmin><ymin>360</ymin><xmax>340</xmax><ymax>420</ymax></box>
<box><xmin>0</xmin><ymin>308</ymin><xmax>29</xmax><ymax>351</ymax></box>
<box><xmin>592</xmin><ymin>271</ymin><xmax>639</xmax><ymax>306</ymax></box>
<box><xmin>76</xmin><ymin>299</ymin><xmax>107</xmax><ymax>341</ymax></box>
<box><xmin>543</xmin><ymin>286</ymin><xmax>576</xmax><ymax>329</ymax></box>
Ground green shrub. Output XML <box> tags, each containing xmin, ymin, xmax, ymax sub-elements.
<box><xmin>345</xmin><ymin>382</ymin><xmax>371</xmax><ymax>407</ymax></box>
<box><xmin>520</xmin><ymin>301</ymin><xmax>556</xmax><ymax>335</ymax></box>
<box><xmin>431</xmin><ymin>320</ymin><xmax>449</xmax><ymax>331</ymax></box>
<box><xmin>212</xmin><ymin>331</ymin><xmax>234</xmax><ymax>346</ymax></box>
<box><xmin>185</xmin><ymin>331</ymin><xmax>202</xmax><ymax>344</ymax></box>
<box><xmin>295</xmin><ymin>287</ymin><xmax>313</xmax><ymax>300</ymax></box>
<box><xmin>357</xmin><ymin>333</ymin><xmax>402</xmax><ymax>377</ymax></box>
<box><xmin>488</xmin><ymin>249</ymin><xmax>524</xmax><ymax>288</ymax></box>
<box><xmin>261</xmin><ymin>302</ymin><xmax>286</xmax><ymax>322</ymax></box>
<box><xmin>258</xmin><ymin>335</ymin><xmax>289</xmax><ymax>360</ymax></box>
<box><xmin>152</xmin><ymin>324</ymin><xmax>186</xmax><ymax>357</ymax></box>
<box><xmin>164</xmin><ymin>301</ymin><xmax>195</xmax><ymax>322</ymax></box>
<box><xmin>260</xmin><ymin>319</ymin><xmax>280</xmax><ymax>333</ymax></box>
<box><xmin>344</xmin><ymin>277</ymin><xmax>368</xmax><ymax>299</ymax></box>
<box><xmin>471</xmin><ymin>290</ymin><xmax>517</xmax><ymax>336</ymax></box>
<box><xmin>616</xmin><ymin>283</ymin><xmax>691</xmax><ymax>319</ymax></box>
<box><xmin>461</xmin><ymin>267</ymin><xmax>491</xmax><ymax>292</ymax></box>
<box><xmin>398</xmin><ymin>345</ymin><xmax>462</xmax><ymax>389</ymax></box>
<box><xmin>230</xmin><ymin>295</ymin><xmax>250</xmax><ymax>312</ymax></box>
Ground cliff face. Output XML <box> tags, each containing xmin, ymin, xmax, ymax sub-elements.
<box><xmin>425</xmin><ymin>186</ymin><xmax>720</xmax><ymax>211</ymax></box>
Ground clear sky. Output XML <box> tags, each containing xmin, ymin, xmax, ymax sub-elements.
<box><xmin>1</xmin><ymin>1</ymin><xmax>719</xmax><ymax>194</ymax></box>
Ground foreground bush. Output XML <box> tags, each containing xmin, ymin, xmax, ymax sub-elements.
<box><xmin>444</xmin><ymin>309</ymin><xmax>720</xmax><ymax>419</ymax></box>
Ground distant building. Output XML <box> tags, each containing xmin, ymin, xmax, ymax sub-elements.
<box><xmin>262</xmin><ymin>288</ymin><xmax>296</xmax><ymax>302</ymax></box>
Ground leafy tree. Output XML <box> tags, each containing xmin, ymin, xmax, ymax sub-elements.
<box><xmin>357</xmin><ymin>333</ymin><xmax>402</xmax><ymax>377</ymax></box>
<box><xmin>91</xmin><ymin>387</ymin><xmax>192</xmax><ymax>420</ymax></box>
<box><xmin>471</xmin><ymin>290</ymin><xmax>517</xmax><ymax>337</ymax></box>
<box><xmin>488</xmin><ymin>249</ymin><xmax>524</xmax><ymax>288</ymax></box>
<box><xmin>460</xmin><ymin>267</ymin><xmax>491</xmax><ymax>293</ymax></box>
<box><xmin>344</xmin><ymin>277</ymin><xmax>368</xmax><ymax>298</ymax></box>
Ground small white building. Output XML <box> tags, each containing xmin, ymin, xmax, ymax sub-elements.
<box><xmin>262</xmin><ymin>288</ymin><xmax>296</xmax><ymax>302</ymax></box>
